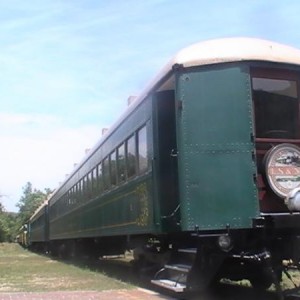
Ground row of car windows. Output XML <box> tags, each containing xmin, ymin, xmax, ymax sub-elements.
<box><xmin>30</xmin><ymin>215</ymin><xmax>45</xmax><ymax>228</ymax></box>
<box><xmin>51</xmin><ymin>125</ymin><xmax>149</xmax><ymax>218</ymax></box>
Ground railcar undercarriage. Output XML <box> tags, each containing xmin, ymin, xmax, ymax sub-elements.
<box><xmin>130</xmin><ymin>228</ymin><xmax>300</xmax><ymax>300</ymax></box>
<box><xmin>28</xmin><ymin>226</ymin><xmax>300</xmax><ymax>299</ymax></box>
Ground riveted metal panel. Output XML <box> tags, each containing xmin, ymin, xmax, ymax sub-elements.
<box><xmin>176</xmin><ymin>64</ymin><xmax>259</xmax><ymax>231</ymax></box>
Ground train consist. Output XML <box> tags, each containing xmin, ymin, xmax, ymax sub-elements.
<box><xmin>19</xmin><ymin>38</ymin><xmax>300</xmax><ymax>296</ymax></box>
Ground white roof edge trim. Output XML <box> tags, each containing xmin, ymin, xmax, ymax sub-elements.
<box><xmin>29</xmin><ymin>201</ymin><xmax>47</xmax><ymax>221</ymax></box>
<box><xmin>172</xmin><ymin>37</ymin><xmax>300</xmax><ymax>68</ymax></box>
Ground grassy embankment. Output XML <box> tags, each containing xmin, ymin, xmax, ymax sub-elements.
<box><xmin>1</xmin><ymin>242</ymin><xmax>300</xmax><ymax>294</ymax></box>
<box><xmin>0</xmin><ymin>243</ymin><xmax>134</xmax><ymax>292</ymax></box>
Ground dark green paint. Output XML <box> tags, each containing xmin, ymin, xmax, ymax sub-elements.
<box><xmin>50</xmin><ymin>176</ymin><xmax>154</xmax><ymax>239</ymax></box>
<box><xmin>176</xmin><ymin>64</ymin><xmax>259</xmax><ymax>230</ymax></box>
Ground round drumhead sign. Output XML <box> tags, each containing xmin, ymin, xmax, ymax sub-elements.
<box><xmin>265</xmin><ymin>144</ymin><xmax>300</xmax><ymax>198</ymax></box>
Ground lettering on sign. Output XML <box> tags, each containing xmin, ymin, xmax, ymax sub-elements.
<box><xmin>265</xmin><ymin>144</ymin><xmax>300</xmax><ymax>198</ymax></box>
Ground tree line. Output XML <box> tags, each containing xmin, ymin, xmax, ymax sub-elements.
<box><xmin>0</xmin><ymin>182</ymin><xmax>52</xmax><ymax>242</ymax></box>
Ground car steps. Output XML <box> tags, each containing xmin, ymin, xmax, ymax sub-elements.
<box><xmin>151</xmin><ymin>279</ymin><xmax>186</xmax><ymax>292</ymax></box>
<box><xmin>284</xmin><ymin>289</ymin><xmax>300</xmax><ymax>299</ymax></box>
<box><xmin>285</xmin><ymin>295</ymin><xmax>300</xmax><ymax>300</ymax></box>
<box><xmin>151</xmin><ymin>263</ymin><xmax>192</xmax><ymax>293</ymax></box>
<box><xmin>164</xmin><ymin>263</ymin><xmax>192</xmax><ymax>273</ymax></box>
<box><xmin>177</xmin><ymin>248</ymin><xmax>197</xmax><ymax>254</ymax></box>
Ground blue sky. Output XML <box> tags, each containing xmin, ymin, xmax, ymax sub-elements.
<box><xmin>1</xmin><ymin>0</ymin><xmax>300</xmax><ymax>211</ymax></box>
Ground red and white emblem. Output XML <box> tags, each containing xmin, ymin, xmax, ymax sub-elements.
<box><xmin>265</xmin><ymin>144</ymin><xmax>300</xmax><ymax>198</ymax></box>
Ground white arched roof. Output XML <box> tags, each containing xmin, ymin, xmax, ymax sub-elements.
<box><xmin>168</xmin><ymin>37</ymin><xmax>300</xmax><ymax>68</ymax></box>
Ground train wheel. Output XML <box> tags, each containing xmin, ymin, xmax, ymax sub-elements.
<box><xmin>186</xmin><ymin>248</ymin><xmax>224</xmax><ymax>291</ymax></box>
<box><xmin>249</xmin><ymin>266</ymin><xmax>274</xmax><ymax>291</ymax></box>
<box><xmin>249</xmin><ymin>276</ymin><xmax>273</xmax><ymax>290</ymax></box>
<box><xmin>49</xmin><ymin>243</ymin><xmax>59</xmax><ymax>257</ymax></box>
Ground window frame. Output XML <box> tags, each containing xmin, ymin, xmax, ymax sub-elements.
<box><xmin>117</xmin><ymin>142</ymin><xmax>126</xmax><ymax>183</ymax></box>
<box><xmin>110</xmin><ymin>150</ymin><xmax>117</xmax><ymax>186</ymax></box>
<box><xmin>137</xmin><ymin>125</ymin><xmax>149</xmax><ymax>174</ymax></box>
<box><xmin>251</xmin><ymin>67</ymin><xmax>300</xmax><ymax>141</ymax></box>
<box><xmin>126</xmin><ymin>133</ymin><xmax>137</xmax><ymax>179</ymax></box>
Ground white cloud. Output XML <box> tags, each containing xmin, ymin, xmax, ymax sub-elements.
<box><xmin>0</xmin><ymin>112</ymin><xmax>58</xmax><ymax>126</ymax></box>
<box><xmin>0</xmin><ymin>112</ymin><xmax>103</xmax><ymax>212</ymax></box>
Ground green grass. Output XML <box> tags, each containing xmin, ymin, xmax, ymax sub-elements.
<box><xmin>0</xmin><ymin>243</ymin><xmax>133</xmax><ymax>292</ymax></box>
<box><xmin>2</xmin><ymin>243</ymin><xmax>299</xmax><ymax>295</ymax></box>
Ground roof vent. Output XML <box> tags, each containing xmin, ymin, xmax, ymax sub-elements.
<box><xmin>127</xmin><ymin>95</ymin><xmax>137</xmax><ymax>106</ymax></box>
<box><xmin>102</xmin><ymin>128</ymin><xmax>108</xmax><ymax>136</ymax></box>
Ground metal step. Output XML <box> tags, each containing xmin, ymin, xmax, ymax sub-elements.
<box><xmin>164</xmin><ymin>263</ymin><xmax>192</xmax><ymax>273</ymax></box>
<box><xmin>151</xmin><ymin>279</ymin><xmax>186</xmax><ymax>292</ymax></box>
<box><xmin>177</xmin><ymin>248</ymin><xmax>197</xmax><ymax>254</ymax></box>
<box><xmin>283</xmin><ymin>286</ymin><xmax>300</xmax><ymax>299</ymax></box>
<box><xmin>284</xmin><ymin>291</ymin><xmax>300</xmax><ymax>299</ymax></box>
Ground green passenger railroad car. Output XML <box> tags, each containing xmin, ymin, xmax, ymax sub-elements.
<box><xmin>23</xmin><ymin>38</ymin><xmax>300</xmax><ymax>297</ymax></box>
<box><xmin>28</xmin><ymin>202</ymin><xmax>49</xmax><ymax>252</ymax></box>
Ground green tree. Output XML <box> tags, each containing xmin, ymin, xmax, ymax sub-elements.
<box><xmin>16</xmin><ymin>182</ymin><xmax>52</xmax><ymax>225</ymax></box>
<box><xmin>0</xmin><ymin>212</ymin><xmax>18</xmax><ymax>242</ymax></box>
<box><xmin>0</xmin><ymin>183</ymin><xmax>52</xmax><ymax>242</ymax></box>
<box><xmin>0</xmin><ymin>191</ymin><xmax>7</xmax><ymax>213</ymax></box>
<box><xmin>0</xmin><ymin>195</ymin><xmax>6</xmax><ymax>241</ymax></box>
<box><xmin>0</xmin><ymin>194</ymin><xmax>18</xmax><ymax>242</ymax></box>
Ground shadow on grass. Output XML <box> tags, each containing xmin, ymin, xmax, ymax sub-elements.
<box><xmin>41</xmin><ymin>253</ymin><xmax>293</xmax><ymax>300</ymax></box>
<box><xmin>52</xmin><ymin>254</ymin><xmax>147</xmax><ymax>289</ymax></box>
